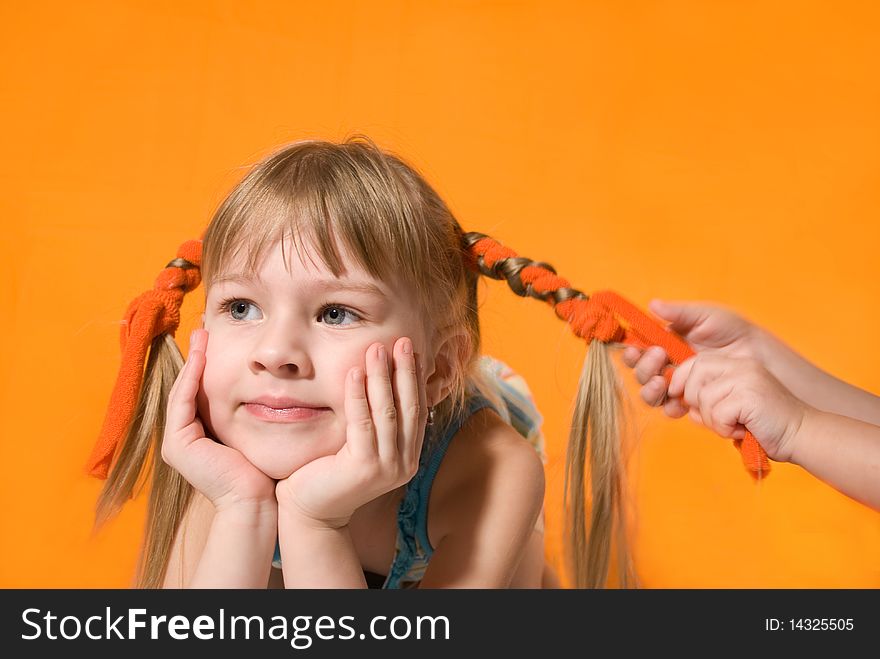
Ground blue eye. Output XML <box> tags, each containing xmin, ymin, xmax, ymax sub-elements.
<box><xmin>319</xmin><ymin>304</ymin><xmax>360</xmax><ymax>327</ymax></box>
<box><xmin>224</xmin><ymin>299</ymin><xmax>261</xmax><ymax>321</ymax></box>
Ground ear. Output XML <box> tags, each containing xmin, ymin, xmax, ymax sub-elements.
<box><xmin>424</xmin><ymin>326</ymin><xmax>470</xmax><ymax>407</ymax></box>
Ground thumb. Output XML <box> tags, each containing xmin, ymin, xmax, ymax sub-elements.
<box><xmin>648</xmin><ymin>299</ymin><xmax>708</xmax><ymax>335</ymax></box>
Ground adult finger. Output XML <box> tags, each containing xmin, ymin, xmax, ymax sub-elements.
<box><xmin>641</xmin><ymin>375</ymin><xmax>669</xmax><ymax>407</ymax></box>
<box><xmin>667</xmin><ymin>356</ymin><xmax>696</xmax><ymax>399</ymax></box>
<box><xmin>697</xmin><ymin>379</ymin><xmax>738</xmax><ymax>437</ymax></box>
<box><xmin>622</xmin><ymin>346</ymin><xmax>643</xmax><ymax>368</ymax></box>
<box><xmin>663</xmin><ymin>396</ymin><xmax>689</xmax><ymax>419</ymax></box>
<box><xmin>681</xmin><ymin>354</ymin><xmax>732</xmax><ymax>411</ymax></box>
<box><xmin>648</xmin><ymin>299</ymin><xmax>710</xmax><ymax>336</ymax></box>
<box><xmin>708</xmin><ymin>388</ymin><xmax>748</xmax><ymax>439</ymax></box>
<box><xmin>635</xmin><ymin>347</ymin><xmax>669</xmax><ymax>385</ymax></box>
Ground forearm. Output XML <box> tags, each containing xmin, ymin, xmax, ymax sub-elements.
<box><xmin>189</xmin><ymin>503</ymin><xmax>278</xmax><ymax>588</ymax></box>
<box><xmin>788</xmin><ymin>407</ymin><xmax>880</xmax><ymax>512</ymax></box>
<box><xmin>277</xmin><ymin>506</ymin><xmax>367</xmax><ymax>588</ymax></box>
<box><xmin>758</xmin><ymin>329</ymin><xmax>880</xmax><ymax>425</ymax></box>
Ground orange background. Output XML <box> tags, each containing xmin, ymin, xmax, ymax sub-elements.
<box><xmin>2</xmin><ymin>1</ymin><xmax>878</xmax><ymax>588</ymax></box>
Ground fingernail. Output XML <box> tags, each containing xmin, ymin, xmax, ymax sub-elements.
<box><xmin>401</xmin><ymin>338</ymin><xmax>412</xmax><ymax>354</ymax></box>
<box><xmin>352</xmin><ymin>368</ymin><xmax>363</xmax><ymax>383</ymax></box>
<box><xmin>190</xmin><ymin>330</ymin><xmax>197</xmax><ymax>344</ymax></box>
<box><xmin>377</xmin><ymin>344</ymin><xmax>386</xmax><ymax>361</ymax></box>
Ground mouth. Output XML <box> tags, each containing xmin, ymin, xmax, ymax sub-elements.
<box><xmin>242</xmin><ymin>397</ymin><xmax>331</xmax><ymax>423</ymax></box>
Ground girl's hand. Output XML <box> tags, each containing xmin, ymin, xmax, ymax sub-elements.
<box><xmin>622</xmin><ymin>300</ymin><xmax>763</xmax><ymax>417</ymax></box>
<box><xmin>667</xmin><ymin>353</ymin><xmax>808</xmax><ymax>463</ymax></box>
<box><xmin>161</xmin><ymin>328</ymin><xmax>277</xmax><ymax>512</ymax></box>
<box><xmin>275</xmin><ymin>337</ymin><xmax>428</xmax><ymax>528</ymax></box>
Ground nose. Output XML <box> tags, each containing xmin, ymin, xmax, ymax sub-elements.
<box><xmin>248</xmin><ymin>315</ymin><xmax>313</xmax><ymax>377</ymax></box>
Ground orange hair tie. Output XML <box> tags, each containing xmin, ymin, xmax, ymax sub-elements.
<box><xmin>464</xmin><ymin>232</ymin><xmax>770</xmax><ymax>479</ymax></box>
<box><xmin>86</xmin><ymin>239</ymin><xmax>204</xmax><ymax>479</ymax></box>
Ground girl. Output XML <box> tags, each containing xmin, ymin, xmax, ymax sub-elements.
<box><xmin>88</xmin><ymin>136</ymin><xmax>631</xmax><ymax>588</ymax></box>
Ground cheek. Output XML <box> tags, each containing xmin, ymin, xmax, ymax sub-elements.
<box><xmin>197</xmin><ymin>331</ymin><xmax>246</xmax><ymax>438</ymax></box>
<box><xmin>201</xmin><ymin>344</ymin><xmax>237</xmax><ymax>393</ymax></box>
<box><xmin>319</xmin><ymin>338</ymin><xmax>395</xmax><ymax>409</ymax></box>
<box><xmin>202</xmin><ymin>327</ymin><xmax>248</xmax><ymax>381</ymax></box>
<box><xmin>322</xmin><ymin>344</ymin><xmax>367</xmax><ymax>402</ymax></box>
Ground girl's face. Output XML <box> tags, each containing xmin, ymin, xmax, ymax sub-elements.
<box><xmin>198</xmin><ymin>238</ymin><xmax>432</xmax><ymax>479</ymax></box>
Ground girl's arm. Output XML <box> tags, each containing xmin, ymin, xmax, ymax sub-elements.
<box><xmin>788</xmin><ymin>408</ymin><xmax>880</xmax><ymax>511</ymax></box>
<box><xmin>758</xmin><ymin>328</ymin><xmax>880</xmax><ymax>426</ymax></box>
<box><xmin>276</xmin><ymin>507</ymin><xmax>368</xmax><ymax>588</ymax></box>
<box><xmin>160</xmin><ymin>329</ymin><xmax>280</xmax><ymax>588</ymax></box>
<box><xmin>418</xmin><ymin>410</ymin><xmax>545</xmax><ymax>588</ymax></box>
<box><xmin>162</xmin><ymin>492</ymin><xmax>278</xmax><ymax>588</ymax></box>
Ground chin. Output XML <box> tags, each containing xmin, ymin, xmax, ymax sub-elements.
<box><xmin>261</xmin><ymin>464</ymin><xmax>295</xmax><ymax>480</ymax></box>
<box><xmin>238</xmin><ymin>450</ymin><xmax>298</xmax><ymax>480</ymax></box>
<box><xmin>247</xmin><ymin>450</ymin><xmax>320</xmax><ymax>481</ymax></box>
<box><xmin>214</xmin><ymin>421</ymin><xmax>346</xmax><ymax>480</ymax></box>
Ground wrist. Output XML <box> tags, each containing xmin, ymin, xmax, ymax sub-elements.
<box><xmin>752</xmin><ymin>326</ymin><xmax>801</xmax><ymax>388</ymax></box>
<box><xmin>750</xmin><ymin>324</ymin><xmax>777</xmax><ymax>367</ymax></box>
<box><xmin>779</xmin><ymin>404</ymin><xmax>819</xmax><ymax>466</ymax></box>
<box><xmin>214</xmin><ymin>498</ymin><xmax>278</xmax><ymax>526</ymax></box>
<box><xmin>277</xmin><ymin>500</ymin><xmax>351</xmax><ymax>531</ymax></box>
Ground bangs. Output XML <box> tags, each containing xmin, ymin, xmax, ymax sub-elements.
<box><xmin>201</xmin><ymin>141</ymin><xmax>445</xmax><ymax>308</ymax></box>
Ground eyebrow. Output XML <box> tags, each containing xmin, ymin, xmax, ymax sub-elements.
<box><xmin>212</xmin><ymin>274</ymin><xmax>388</xmax><ymax>298</ymax></box>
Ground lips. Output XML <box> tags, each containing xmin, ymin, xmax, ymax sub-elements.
<box><xmin>247</xmin><ymin>396</ymin><xmax>327</xmax><ymax>410</ymax></box>
<box><xmin>243</xmin><ymin>396</ymin><xmax>331</xmax><ymax>423</ymax></box>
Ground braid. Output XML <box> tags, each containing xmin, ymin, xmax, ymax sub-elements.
<box><xmin>462</xmin><ymin>231</ymin><xmax>635</xmax><ymax>589</ymax></box>
<box><xmin>462</xmin><ymin>232</ymin><xmax>626</xmax><ymax>344</ymax></box>
<box><xmin>91</xmin><ymin>241</ymin><xmax>203</xmax><ymax>587</ymax></box>
<box><xmin>88</xmin><ymin>240</ymin><xmax>203</xmax><ymax>482</ymax></box>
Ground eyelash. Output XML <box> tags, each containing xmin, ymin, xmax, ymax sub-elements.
<box><xmin>216</xmin><ymin>297</ymin><xmax>363</xmax><ymax>326</ymax></box>
<box><xmin>217</xmin><ymin>297</ymin><xmax>253</xmax><ymax>321</ymax></box>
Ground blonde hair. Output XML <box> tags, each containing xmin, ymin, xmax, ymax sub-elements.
<box><xmin>95</xmin><ymin>135</ymin><xmax>634</xmax><ymax>588</ymax></box>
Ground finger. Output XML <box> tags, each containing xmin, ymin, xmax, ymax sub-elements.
<box><xmin>698</xmin><ymin>380</ymin><xmax>737</xmax><ymax>436</ymax></box>
<box><xmin>700</xmin><ymin>379</ymin><xmax>750</xmax><ymax>440</ymax></box>
<box><xmin>710</xmin><ymin>394</ymin><xmax>749</xmax><ymax>439</ymax></box>
<box><xmin>415</xmin><ymin>351</ymin><xmax>428</xmax><ymax>455</ymax></box>
<box><xmin>682</xmin><ymin>355</ymin><xmax>730</xmax><ymax>410</ymax></box>
<box><xmin>168</xmin><ymin>329</ymin><xmax>209</xmax><ymax>403</ymax></box>
<box><xmin>622</xmin><ymin>346</ymin><xmax>642</xmax><ymax>368</ymax></box>
<box><xmin>688</xmin><ymin>407</ymin><xmax>704</xmax><ymax>425</ymax></box>
<box><xmin>635</xmin><ymin>346</ymin><xmax>669</xmax><ymax>385</ymax></box>
<box><xmin>190</xmin><ymin>327</ymin><xmax>209</xmax><ymax>353</ymax></box>
<box><xmin>663</xmin><ymin>396</ymin><xmax>689</xmax><ymax>419</ymax></box>
<box><xmin>648</xmin><ymin>299</ymin><xmax>708</xmax><ymax>336</ymax></box>
<box><xmin>365</xmin><ymin>342</ymin><xmax>398</xmax><ymax>463</ymax></box>
<box><xmin>391</xmin><ymin>337</ymin><xmax>421</xmax><ymax>470</ymax></box>
<box><xmin>668</xmin><ymin>356</ymin><xmax>696</xmax><ymax>398</ymax></box>
<box><xmin>166</xmin><ymin>338</ymin><xmax>207</xmax><ymax>438</ymax></box>
<box><xmin>681</xmin><ymin>354</ymin><xmax>724</xmax><ymax>409</ymax></box>
<box><xmin>344</xmin><ymin>365</ymin><xmax>376</xmax><ymax>458</ymax></box>
<box><xmin>641</xmin><ymin>375</ymin><xmax>668</xmax><ymax>407</ymax></box>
